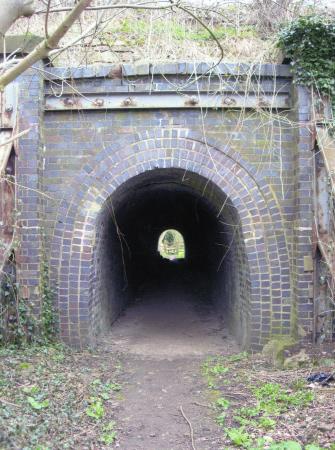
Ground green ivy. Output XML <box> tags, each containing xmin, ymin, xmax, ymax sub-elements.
<box><xmin>39</xmin><ymin>253</ymin><xmax>57</xmax><ymax>343</ymax></box>
<box><xmin>277</xmin><ymin>15</ymin><xmax>335</xmax><ymax>118</ymax></box>
<box><xmin>0</xmin><ymin>253</ymin><xmax>35</xmax><ymax>345</ymax></box>
<box><xmin>0</xmin><ymin>249</ymin><xmax>57</xmax><ymax>346</ymax></box>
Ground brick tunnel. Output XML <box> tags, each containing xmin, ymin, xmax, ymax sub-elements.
<box><xmin>9</xmin><ymin>62</ymin><xmax>312</xmax><ymax>350</ymax></box>
<box><xmin>92</xmin><ymin>169</ymin><xmax>250</xmax><ymax>347</ymax></box>
<box><xmin>49</xmin><ymin>129</ymin><xmax>293</xmax><ymax>350</ymax></box>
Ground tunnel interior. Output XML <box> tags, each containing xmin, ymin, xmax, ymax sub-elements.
<box><xmin>91</xmin><ymin>169</ymin><xmax>250</xmax><ymax>345</ymax></box>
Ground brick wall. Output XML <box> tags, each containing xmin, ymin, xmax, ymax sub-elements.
<box><xmin>13</xmin><ymin>62</ymin><xmax>315</xmax><ymax>350</ymax></box>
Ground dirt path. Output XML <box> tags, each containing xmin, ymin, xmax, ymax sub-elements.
<box><xmin>100</xmin><ymin>285</ymin><xmax>238</xmax><ymax>450</ymax></box>
<box><xmin>1</xmin><ymin>280</ymin><xmax>334</xmax><ymax>450</ymax></box>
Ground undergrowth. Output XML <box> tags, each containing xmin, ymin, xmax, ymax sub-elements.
<box><xmin>0</xmin><ymin>250</ymin><xmax>57</xmax><ymax>347</ymax></box>
<box><xmin>202</xmin><ymin>352</ymin><xmax>334</xmax><ymax>449</ymax></box>
<box><xmin>0</xmin><ymin>345</ymin><xmax>122</xmax><ymax>448</ymax></box>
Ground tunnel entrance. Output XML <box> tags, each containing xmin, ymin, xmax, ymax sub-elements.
<box><xmin>92</xmin><ymin>169</ymin><xmax>250</xmax><ymax>347</ymax></box>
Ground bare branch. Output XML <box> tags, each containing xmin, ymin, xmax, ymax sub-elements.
<box><xmin>35</xmin><ymin>1</ymin><xmax>179</xmax><ymax>14</ymax></box>
<box><xmin>44</xmin><ymin>0</ymin><xmax>52</xmax><ymax>39</ymax></box>
<box><xmin>0</xmin><ymin>0</ymin><xmax>93</xmax><ymax>90</ymax></box>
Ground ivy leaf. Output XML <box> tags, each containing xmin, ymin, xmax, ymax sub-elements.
<box><xmin>27</xmin><ymin>397</ymin><xmax>49</xmax><ymax>410</ymax></box>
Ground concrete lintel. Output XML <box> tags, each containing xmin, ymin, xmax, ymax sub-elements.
<box><xmin>0</xmin><ymin>35</ymin><xmax>43</xmax><ymax>55</ymax></box>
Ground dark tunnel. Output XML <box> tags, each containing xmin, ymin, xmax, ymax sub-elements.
<box><xmin>91</xmin><ymin>169</ymin><xmax>250</xmax><ymax>345</ymax></box>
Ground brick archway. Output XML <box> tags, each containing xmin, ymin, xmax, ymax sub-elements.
<box><xmin>50</xmin><ymin>130</ymin><xmax>291</xmax><ymax>350</ymax></box>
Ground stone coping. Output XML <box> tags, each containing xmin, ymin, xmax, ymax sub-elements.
<box><xmin>44</xmin><ymin>61</ymin><xmax>292</xmax><ymax>81</ymax></box>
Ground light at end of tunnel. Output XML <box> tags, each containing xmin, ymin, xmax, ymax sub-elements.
<box><xmin>158</xmin><ymin>229</ymin><xmax>185</xmax><ymax>261</ymax></box>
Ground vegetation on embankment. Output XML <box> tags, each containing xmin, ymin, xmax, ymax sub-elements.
<box><xmin>8</xmin><ymin>0</ymin><xmax>334</xmax><ymax>66</ymax></box>
<box><xmin>277</xmin><ymin>14</ymin><xmax>335</xmax><ymax>121</ymax></box>
<box><xmin>202</xmin><ymin>351</ymin><xmax>335</xmax><ymax>449</ymax></box>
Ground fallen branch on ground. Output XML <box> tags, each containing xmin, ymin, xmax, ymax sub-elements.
<box><xmin>180</xmin><ymin>405</ymin><xmax>196</xmax><ymax>450</ymax></box>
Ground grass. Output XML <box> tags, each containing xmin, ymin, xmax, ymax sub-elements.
<box><xmin>202</xmin><ymin>353</ymin><xmax>247</xmax><ymax>389</ymax></box>
<box><xmin>104</xmin><ymin>18</ymin><xmax>258</xmax><ymax>47</ymax></box>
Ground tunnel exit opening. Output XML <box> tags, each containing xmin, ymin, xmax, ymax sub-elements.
<box><xmin>158</xmin><ymin>229</ymin><xmax>185</xmax><ymax>261</ymax></box>
<box><xmin>91</xmin><ymin>168</ymin><xmax>250</xmax><ymax>346</ymax></box>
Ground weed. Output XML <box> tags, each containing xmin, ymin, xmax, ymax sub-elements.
<box><xmin>210</xmin><ymin>364</ymin><xmax>229</xmax><ymax>375</ymax></box>
<box><xmin>100</xmin><ymin>431</ymin><xmax>117</xmax><ymax>444</ymax></box>
<box><xmin>234</xmin><ymin>416</ymin><xmax>257</xmax><ymax>427</ymax></box>
<box><xmin>91</xmin><ymin>378</ymin><xmax>122</xmax><ymax>402</ymax></box>
<box><xmin>235</xmin><ymin>406</ymin><xmax>259</xmax><ymax>418</ymax></box>
<box><xmin>202</xmin><ymin>356</ymin><xmax>230</xmax><ymax>389</ymax></box>
<box><xmin>100</xmin><ymin>421</ymin><xmax>117</xmax><ymax>444</ymax></box>
<box><xmin>86</xmin><ymin>398</ymin><xmax>104</xmax><ymax>420</ymax></box>
<box><xmin>18</xmin><ymin>361</ymin><xmax>31</xmax><ymax>370</ymax></box>
<box><xmin>0</xmin><ymin>249</ymin><xmax>57</xmax><ymax>346</ymax></box>
<box><xmin>253</xmin><ymin>382</ymin><xmax>314</xmax><ymax>414</ymax></box>
<box><xmin>22</xmin><ymin>385</ymin><xmax>40</xmax><ymax>394</ymax></box>
<box><xmin>202</xmin><ymin>357</ymin><xmax>229</xmax><ymax>375</ymax></box>
<box><xmin>202</xmin><ymin>355</ymin><xmax>325</xmax><ymax>449</ymax></box>
<box><xmin>233</xmin><ymin>415</ymin><xmax>258</xmax><ymax>427</ymax></box>
<box><xmin>216</xmin><ymin>412</ymin><xmax>226</xmax><ymax>426</ymax></box>
<box><xmin>225</xmin><ymin>427</ymin><xmax>252</xmax><ymax>448</ymax></box>
<box><xmin>39</xmin><ymin>259</ymin><xmax>57</xmax><ymax>342</ymax></box>
<box><xmin>268</xmin><ymin>442</ymin><xmax>302</xmax><ymax>450</ymax></box>
<box><xmin>258</xmin><ymin>416</ymin><xmax>276</xmax><ymax>429</ymax></box>
<box><xmin>215</xmin><ymin>397</ymin><xmax>230</xmax><ymax>409</ymax></box>
<box><xmin>305</xmin><ymin>446</ymin><xmax>328</xmax><ymax>450</ymax></box>
<box><xmin>0</xmin><ymin>345</ymin><xmax>122</xmax><ymax>447</ymax></box>
<box><xmin>108</xmin><ymin>382</ymin><xmax>122</xmax><ymax>392</ymax></box>
<box><xmin>27</xmin><ymin>397</ymin><xmax>49</xmax><ymax>410</ymax></box>
<box><xmin>290</xmin><ymin>379</ymin><xmax>305</xmax><ymax>391</ymax></box>
<box><xmin>228</xmin><ymin>352</ymin><xmax>248</xmax><ymax>362</ymax></box>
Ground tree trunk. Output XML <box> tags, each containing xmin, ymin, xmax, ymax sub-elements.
<box><xmin>0</xmin><ymin>0</ymin><xmax>36</xmax><ymax>37</ymax></box>
<box><xmin>0</xmin><ymin>0</ymin><xmax>93</xmax><ymax>90</ymax></box>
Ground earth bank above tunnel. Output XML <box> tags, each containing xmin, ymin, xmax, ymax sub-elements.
<box><xmin>11</xmin><ymin>62</ymin><xmax>316</xmax><ymax>350</ymax></box>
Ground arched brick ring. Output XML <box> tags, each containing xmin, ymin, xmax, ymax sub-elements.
<box><xmin>50</xmin><ymin>131</ymin><xmax>291</xmax><ymax>350</ymax></box>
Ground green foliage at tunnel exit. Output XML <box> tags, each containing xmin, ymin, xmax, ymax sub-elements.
<box><xmin>277</xmin><ymin>15</ymin><xmax>335</xmax><ymax>119</ymax></box>
<box><xmin>158</xmin><ymin>229</ymin><xmax>185</xmax><ymax>261</ymax></box>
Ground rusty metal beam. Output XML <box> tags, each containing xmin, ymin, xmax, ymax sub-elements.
<box><xmin>44</xmin><ymin>91</ymin><xmax>291</xmax><ymax>111</ymax></box>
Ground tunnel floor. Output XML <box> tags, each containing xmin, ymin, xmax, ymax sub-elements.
<box><xmin>105</xmin><ymin>276</ymin><xmax>237</xmax><ymax>358</ymax></box>
<box><xmin>94</xmin><ymin>169</ymin><xmax>249</xmax><ymax>347</ymax></box>
<box><xmin>99</xmin><ymin>278</ymin><xmax>239</xmax><ymax>450</ymax></box>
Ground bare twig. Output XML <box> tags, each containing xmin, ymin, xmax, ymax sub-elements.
<box><xmin>35</xmin><ymin>1</ymin><xmax>179</xmax><ymax>14</ymax></box>
<box><xmin>179</xmin><ymin>405</ymin><xmax>196</xmax><ymax>450</ymax></box>
<box><xmin>0</xmin><ymin>397</ymin><xmax>19</xmax><ymax>408</ymax></box>
<box><xmin>44</xmin><ymin>0</ymin><xmax>52</xmax><ymax>38</ymax></box>
<box><xmin>192</xmin><ymin>401</ymin><xmax>212</xmax><ymax>409</ymax></box>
